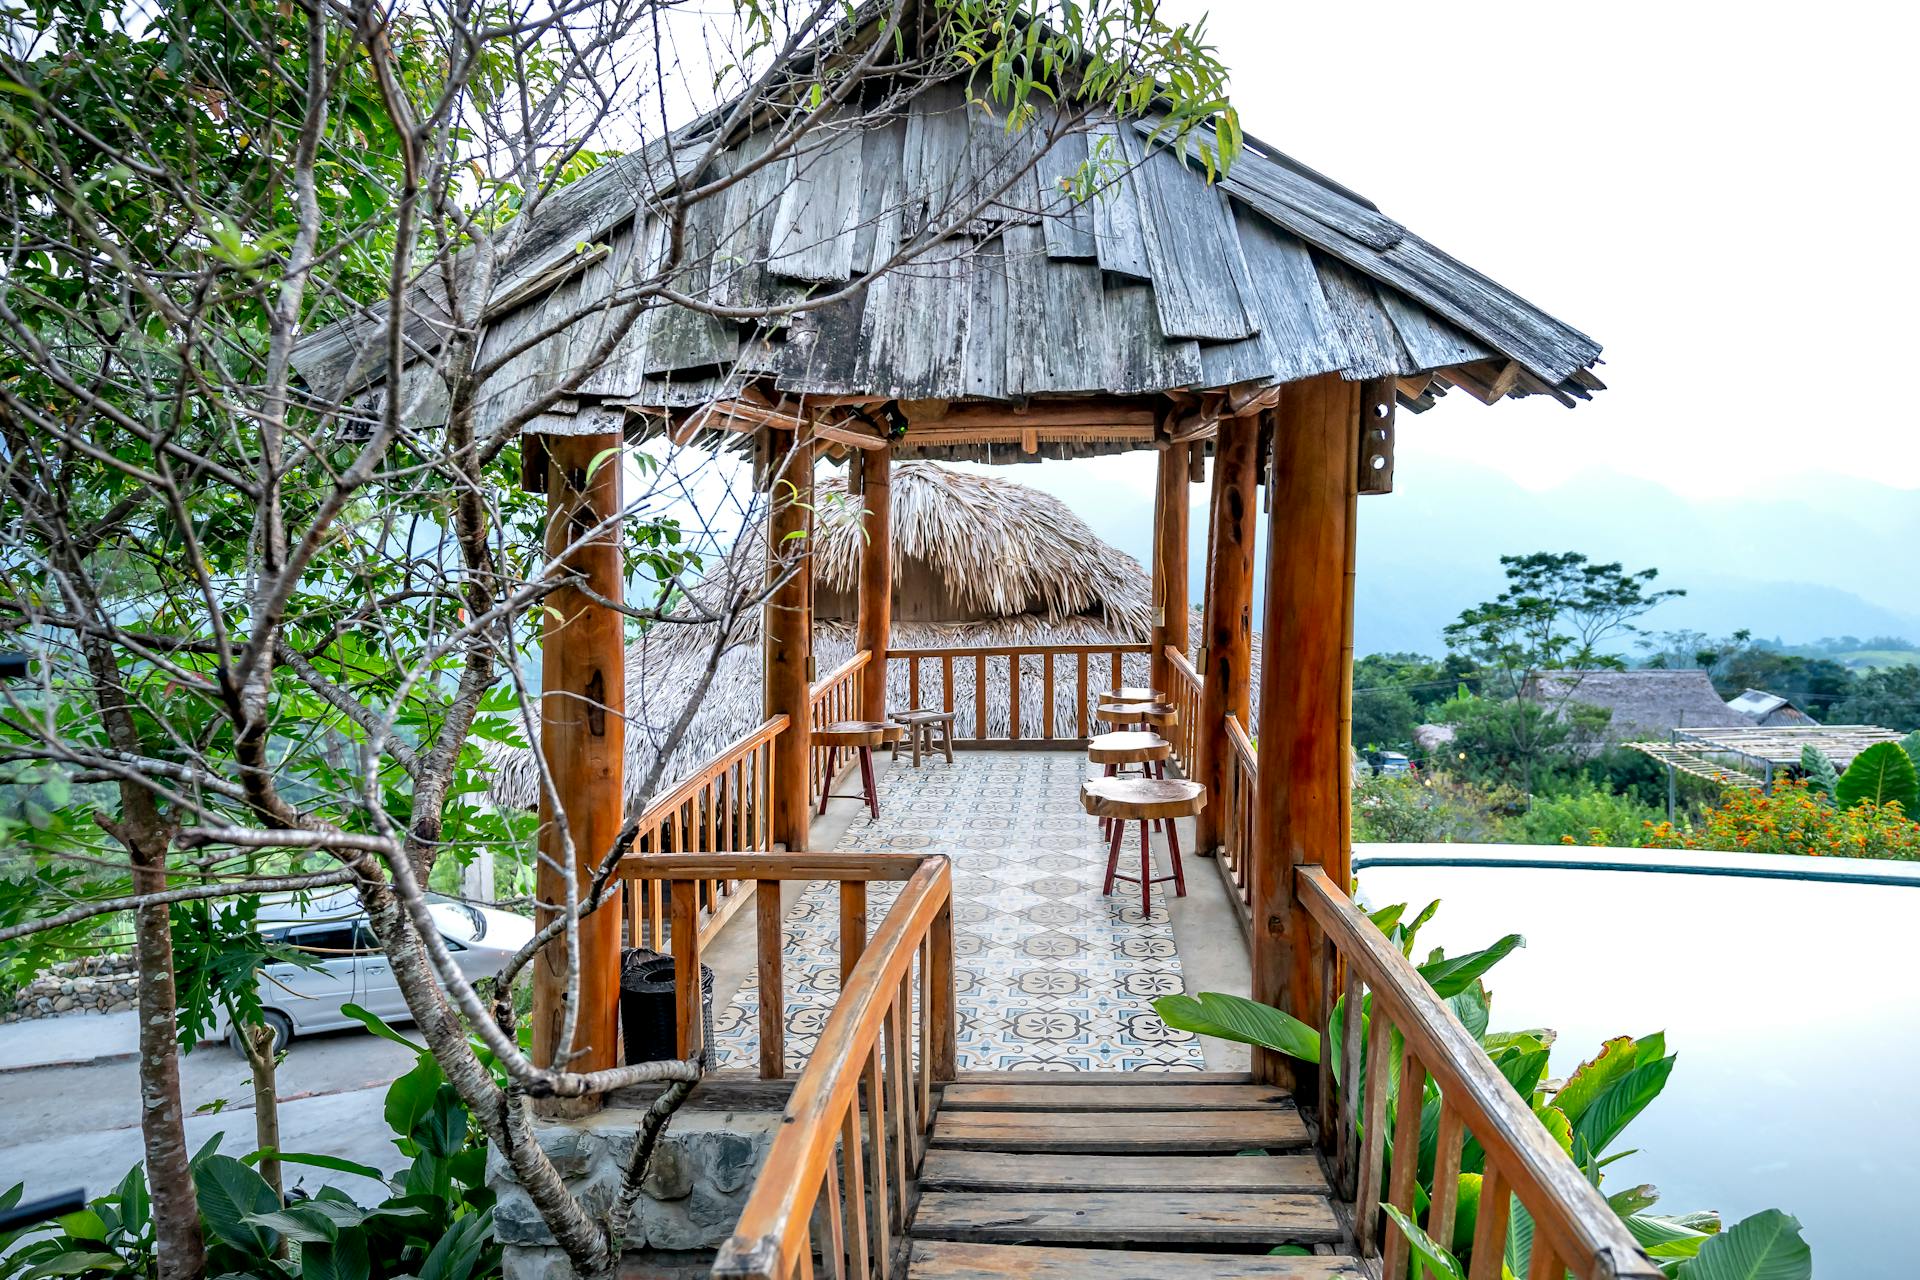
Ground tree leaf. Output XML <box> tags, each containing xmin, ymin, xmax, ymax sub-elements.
<box><xmin>1678</xmin><ymin>1209</ymin><xmax>1812</xmax><ymax>1280</ymax></box>
<box><xmin>1418</xmin><ymin>934</ymin><xmax>1523</xmax><ymax>998</ymax></box>
<box><xmin>1382</xmin><ymin>1204</ymin><xmax>1466</xmax><ymax>1280</ymax></box>
<box><xmin>1151</xmin><ymin>992</ymin><xmax>1320</xmax><ymax>1063</ymax></box>
<box><xmin>1834</xmin><ymin>741</ymin><xmax>1919</xmax><ymax>812</ymax></box>
<box><xmin>1572</xmin><ymin>1054</ymin><xmax>1676</xmax><ymax>1163</ymax></box>
<box><xmin>300</xmin><ymin>1228</ymin><xmax>371</xmax><ymax>1280</ymax></box>
<box><xmin>419</xmin><ymin>1209</ymin><xmax>494</xmax><ymax>1280</ymax></box>
<box><xmin>193</xmin><ymin>1154</ymin><xmax>280</xmax><ymax>1258</ymax></box>
<box><xmin>1550</xmin><ymin>1035</ymin><xmax>1638</xmax><ymax>1126</ymax></box>
<box><xmin>385</xmin><ymin>1056</ymin><xmax>445</xmax><ymax>1140</ymax></box>
<box><xmin>274</xmin><ymin>1152</ymin><xmax>386</xmax><ymax>1182</ymax></box>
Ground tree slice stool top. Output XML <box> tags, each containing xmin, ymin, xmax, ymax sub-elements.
<box><xmin>1087</xmin><ymin>732</ymin><xmax>1173</xmax><ymax>765</ymax></box>
<box><xmin>893</xmin><ymin>708</ymin><xmax>956</xmax><ymax>725</ymax></box>
<box><xmin>1102</xmin><ymin>687</ymin><xmax>1164</xmax><ymax>705</ymax></box>
<box><xmin>1080</xmin><ymin>777</ymin><xmax>1206</xmax><ymax>820</ymax></box>
<box><xmin>815</xmin><ymin>720</ymin><xmax>891</xmax><ymax>748</ymax></box>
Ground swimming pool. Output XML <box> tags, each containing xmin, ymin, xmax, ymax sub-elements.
<box><xmin>1355</xmin><ymin>844</ymin><xmax>1920</xmax><ymax>1279</ymax></box>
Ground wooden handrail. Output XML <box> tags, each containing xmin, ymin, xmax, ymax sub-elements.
<box><xmin>1297</xmin><ymin>867</ymin><xmax>1661</xmax><ymax>1280</ymax></box>
<box><xmin>713</xmin><ymin>856</ymin><xmax>955</xmax><ymax>1280</ymax></box>
<box><xmin>1163</xmin><ymin>645</ymin><xmax>1202</xmax><ymax>769</ymax></box>
<box><xmin>812</xmin><ymin>649</ymin><xmax>872</xmax><ymax>695</ymax></box>
<box><xmin>887</xmin><ymin>642</ymin><xmax>1152</xmax><ymax>658</ymax></box>
<box><xmin>634</xmin><ymin>716</ymin><xmax>789</xmax><ymax>827</ymax></box>
<box><xmin>619</xmin><ymin>852</ymin><xmax>930</xmax><ymax>882</ymax></box>
<box><xmin>885</xmin><ymin>641</ymin><xmax>1152</xmax><ymax>743</ymax></box>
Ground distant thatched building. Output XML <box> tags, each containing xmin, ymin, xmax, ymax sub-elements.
<box><xmin>1725</xmin><ymin>688</ymin><xmax>1819</xmax><ymax>727</ymax></box>
<box><xmin>486</xmin><ymin>462</ymin><xmax>1225</xmax><ymax>811</ymax></box>
<box><xmin>1523</xmin><ymin>669</ymin><xmax>1751</xmax><ymax>744</ymax></box>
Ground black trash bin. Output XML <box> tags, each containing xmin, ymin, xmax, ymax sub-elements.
<box><xmin>620</xmin><ymin>948</ymin><xmax>715</xmax><ymax>1066</ymax></box>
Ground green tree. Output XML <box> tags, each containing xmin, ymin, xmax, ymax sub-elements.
<box><xmin>1830</xmin><ymin>664</ymin><xmax>1920</xmax><ymax>731</ymax></box>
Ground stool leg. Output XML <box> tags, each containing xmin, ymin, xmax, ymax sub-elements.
<box><xmin>911</xmin><ymin>724</ymin><xmax>922</xmax><ymax>768</ymax></box>
<box><xmin>941</xmin><ymin>721</ymin><xmax>954</xmax><ymax>763</ymax></box>
<box><xmin>1137</xmin><ymin>819</ymin><xmax>1152</xmax><ymax>918</ymax></box>
<box><xmin>1100</xmin><ymin>762</ymin><xmax>1116</xmax><ymax>838</ymax></box>
<box><xmin>1103</xmin><ymin>817</ymin><xmax>1124</xmax><ymax>896</ymax></box>
<box><xmin>858</xmin><ymin>746</ymin><xmax>880</xmax><ymax>820</ymax></box>
<box><xmin>1168</xmin><ymin>814</ymin><xmax>1186</xmax><ymax>897</ymax></box>
<box><xmin>817</xmin><ymin>746</ymin><xmax>838</xmax><ymax>815</ymax></box>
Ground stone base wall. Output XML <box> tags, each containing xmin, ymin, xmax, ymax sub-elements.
<box><xmin>491</xmin><ymin>1106</ymin><xmax>782</xmax><ymax>1280</ymax></box>
<box><xmin>4</xmin><ymin>954</ymin><xmax>138</xmax><ymax>1021</ymax></box>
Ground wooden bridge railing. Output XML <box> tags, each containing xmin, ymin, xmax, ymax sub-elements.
<box><xmin>710</xmin><ymin>855</ymin><xmax>956</xmax><ymax>1279</ymax></box>
<box><xmin>886</xmin><ymin>642</ymin><xmax>1151</xmax><ymax>744</ymax></box>
<box><xmin>1163</xmin><ymin>645</ymin><xmax>1202</xmax><ymax>769</ymax></box>
<box><xmin>1218</xmin><ymin>712</ymin><xmax>1257</xmax><ymax>927</ymax></box>
<box><xmin>1299</xmin><ymin>867</ymin><xmax>1661</xmax><ymax>1280</ymax></box>
<box><xmin>624</xmin><ymin>716</ymin><xmax>787</xmax><ymax>951</ymax></box>
<box><xmin>810</xmin><ymin>650</ymin><xmax>871</xmax><ymax>796</ymax></box>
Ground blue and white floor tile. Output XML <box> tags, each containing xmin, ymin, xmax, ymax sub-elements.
<box><xmin>712</xmin><ymin>751</ymin><xmax>1204</xmax><ymax>1072</ymax></box>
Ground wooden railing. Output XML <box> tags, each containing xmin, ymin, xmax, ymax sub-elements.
<box><xmin>624</xmin><ymin>716</ymin><xmax>787</xmax><ymax>951</ymax></box>
<box><xmin>1217</xmin><ymin>712</ymin><xmax>1257</xmax><ymax>929</ymax></box>
<box><xmin>811</xmin><ymin>650</ymin><xmax>870</xmax><ymax>797</ymax></box>
<box><xmin>1299</xmin><ymin>867</ymin><xmax>1661</xmax><ymax>1280</ymax></box>
<box><xmin>1163</xmin><ymin>645</ymin><xmax>1202</xmax><ymax>769</ymax></box>
<box><xmin>710</xmin><ymin>855</ymin><xmax>956</xmax><ymax>1278</ymax></box>
<box><xmin>886</xmin><ymin>642</ymin><xmax>1150</xmax><ymax>743</ymax></box>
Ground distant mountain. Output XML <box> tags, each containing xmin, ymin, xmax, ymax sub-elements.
<box><xmin>955</xmin><ymin>453</ymin><xmax>1920</xmax><ymax>658</ymax></box>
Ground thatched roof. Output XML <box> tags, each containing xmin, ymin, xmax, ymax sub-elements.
<box><xmin>484</xmin><ymin>462</ymin><xmax>1231</xmax><ymax>811</ymax></box>
<box><xmin>1524</xmin><ymin>669</ymin><xmax>1752</xmax><ymax>741</ymax></box>
<box><xmin>292</xmin><ymin>25</ymin><xmax>1603</xmax><ymax>461</ymax></box>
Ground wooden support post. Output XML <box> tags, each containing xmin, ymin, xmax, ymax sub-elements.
<box><xmin>765</xmin><ymin>427</ymin><xmax>814</xmax><ymax>852</ymax></box>
<box><xmin>1194</xmin><ymin>415</ymin><xmax>1258</xmax><ymax>856</ymax></box>
<box><xmin>1251</xmin><ymin>376</ymin><xmax>1362</xmax><ymax>1084</ymax></box>
<box><xmin>856</xmin><ymin>449</ymin><xmax>893</xmax><ymax>720</ymax></box>
<box><xmin>1150</xmin><ymin>443</ymin><xmax>1191</xmax><ymax>697</ymax></box>
<box><xmin>531</xmin><ymin>427</ymin><xmax>625</xmax><ymax>1093</ymax></box>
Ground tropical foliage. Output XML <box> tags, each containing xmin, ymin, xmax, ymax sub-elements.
<box><xmin>1154</xmin><ymin>900</ymin><xmax>1812</xmax><ymax>1280</ymax></box>
<box><xmin>0</xmin><ymin>1007</ymin><xmax>500</xmax><ymax>1280</ymax></box>
<box><xmin>1623</xmin><ymin>778</ymin><xmax>1920</xmax><ymax>860</ymax></box>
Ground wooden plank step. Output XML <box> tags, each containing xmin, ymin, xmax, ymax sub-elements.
<box><xmin>911</xmin><ymin>1190</ymin><xmax>1342</xmax><ymax>1246</ymax></box>
<box><xmin>955</xmin><ymin>1070</ymin><xmax>1255</xmax><ymax>1084</ymax></box>
<box><xmin>909</xmin><ymin>1240</ymin><xmax>1365</xmax><ymax>1279</ymax></box>
<box><xmin>930</xmin><ymin>1109</ymin><xmax>1307</xmax><ymax>1153</ymax></box>
<box><xmin>921</xmin><ymin>1150</ymin><xmax>1328</xmax><ymax>1193</ymax></box>
<box><xmin>941</xmin><ymin>1082</ymin><xmax>1291</xmax><ymax>1111</ymax></box>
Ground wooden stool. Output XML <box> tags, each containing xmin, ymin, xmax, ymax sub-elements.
<box><xmin>1080</xmin><ymin>778</ymin><xmax>1205</xmax><ymax>918</ymax></box>
<box><xmin>1102</xmin><ymin>686</ymin><xmax>1164</xmax><ymax>705</ymax></box>
<box><xmin>1094</xmin><ymin>700</ymin><xmax>1178</xmax><ymax>733</ymax></box>
<box><xmin>1086</xmin><ymin>731</ymin><xmax>1172</xmax><ymax>836</ymax></box>
<box><xmin>815</xmin><ymin>721</ymin><xmax>889</xmax><ymax>820</ymax></box>
<box><xmin>891</xmin><ymin>708</ymin><xmax>956</xmax><ymax>766</ymax></box>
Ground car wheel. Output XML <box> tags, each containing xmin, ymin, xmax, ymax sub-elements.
<box><xmin>230</xmin><ymin>1009</ymin><xmax>293</xmax><ymax>1058</ymax></box>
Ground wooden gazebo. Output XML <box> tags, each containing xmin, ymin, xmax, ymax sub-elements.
<box><xmin>297</xmin><ymin>51</ymin><xmax>1652</xmax><ymax>1280</ymax></box>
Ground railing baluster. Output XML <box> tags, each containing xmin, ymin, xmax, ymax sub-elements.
<box><xmin>840</xmin><ymin>1107</ymin><xmax>871</xmax><ymax>1279</ymax></box>
<box><xmin>840</xmin><ymin>881</ymin><xmax>868</xmax><ymax>984</ymax></box>
<box><xmin>1008</xmin><ymin>654</ymin><xmax>1021</xmax><ymax>740</ymax></box>
<box><xmin>670</xmin><ymin>880</ymin><xmax>702</xmax><ymax>1060</ymax></box>
<box><xmin>929</xmin><ymin>899</ymin><xmax>957</xmax><ymax>1082</ymax></box>
<box><xmin>1355</xmin><ymin>1006</ymin><xmax>1393</xmax><ymax>1256</ymax></box>
<box><xmin>1527</xmin><ymin>1243</ymin><xmax>1566</xmax><ymax>1280</ymax></box>
<box><xmin>757</xmin><ymin>879</ymin><xmax>785</xmax><ymax>1079</ymax></box>
<box><xmin>941</xmin><ymin>654</ymin><xmax>953</xmax><ymax>715</ymax></box>
<box><xmin>908</xmin><ymin>656</ymin><xmax>920</xmax><ymax>710</ymax></box>
<box><xmin>1042</xmin><ymin>650</ymin><xmax>1055</xmax><ymax>738</ymax></box>
<box><xmin>1110</xmin><ymin>648</ymin><xmax>1121</xmax><ymax>690</ymax></box>
<box><xmin>1383</xmin><ymin>1049</ymin><xmax>1428</xmax><ymax>1280</ymax></box>
<box><xmin>891</xmin><ymin>980</ymin><xmax>917</xmax><ymax>1169</ymax></box>
<box><xmin>1468</xmin><ymin>1166</ymin><xmax>1511</xmax><ymax>1280</ymax></box>
<box><xmin>1428</xmin><ymin>1103</ymin><xmax>1466</xmax><ymax>1277</ymax></box>
<box><xmin>1075</xmin><ymin>652</ymin><xmax>1088</xmax><ymax>736</ymax></box>
<box><xmin>821</xmin><ymin>1158</ymin><xmax>847</xmax><ymax>1280</ymax></box>
<box><xmin>885</xmin><ymin>1001</ymin><xmax>909</xmax><ymax>1224</ymax></box>
<box><xmin>974</xmin><ymin>653</ymin><xmax>986</xmax><ymax>741</ymax></box>
<box><xmin>1338</xmin><ymin>962</ymin><xmax>1364</xmax><ymax>1201</ymax></box>
<box><xmin>864</xmin><ymin>1040</ymin><xmax>890</xmax><ymax>1263</ymax></box>
<box><xmin>1317</xmin><ymin>934</ymin><xmax>1337</xmax><ymax>1161</ymax></box>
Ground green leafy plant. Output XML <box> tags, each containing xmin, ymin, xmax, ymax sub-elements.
<box><xmin>0</xmin><ymin>1008</ymin><xmax>500</xmax><ymax>1280</ymax></box>
<box><xmin>1833</xmin><ymin>741</ymin><xmax>1918</xmax><ymax>813</ymax></box>
<box><xmin>1798</xmin><ymin>746</ymin><xmax>1838</xmax><ymax>799</ymax></box>
<box><xmin>1154</xmin><ymin>899</ymin><xmax>1809</xmax><ymax>1279</ymax></box>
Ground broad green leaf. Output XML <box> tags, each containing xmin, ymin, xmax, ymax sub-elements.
<box><xmin>1627</xmin><ymin>1213</ymin><xmax>1712</xmax><ymax>1260</ymax></box>
<box><xmin>340</xmin><ymin>1002</ymin><xmax>427</xmax><ymax>1053</ymax></box>
<box><xmin>419</xmin><ymin>1209</ymin><xmax>494</xmax><ymax>1280</ymax></box>
<box><xmin>386</xmin><ymin>1056</ymin><xmax>445</xmax><ymax>1141</ymax></box>
<box><xmin>300</xmin><ymin>1229</ymin><xmax>371</xmax><ymax>1280</ymax></box>
<box><xmin>1572</xmin><ymin>1055</ymin><xmax>1676</xmax><ymax>1163</ymax></box>
<box><xmin>53</xmin><ymin>1211</ymin><xmax>105</xmax><ymax>1242</ymax></box>
<box><xmin>193</xmin><ymin>1154</ymin><xmax>280</xmax><ymax>1258</ymax></box>
<box><xmin>22</xmin><ymin>1252</ymin><xmax>128</xmax><ymax>1279</ymax></box>
<box><xmin>1608</xmin><ymin>1184</ymin><xmax>1661</xmax><ymax>1217</ymax></box>
<box><xmin>1834</xmin><ymin>742</ymin><xmax>1918</xmax><ymax>812</ymax></box>
<box><xmin>1551</xmin><ymin>1036</ymin><xmax>1638</xmax><ymax>1126</ymax></box>
<box><xmin>1382</xmin><ymin>1204</ymin><xmax>1466</xmax><ymax>1280</ymax></box>
<box><xmin>1678</xmin><ymin>1209</ymin><xmax>1812</xmax><ymax>1280</ymax></box>
<box><xmin>274</xmin><ymin>1152</ymin><xmax>386</xmax><ymax>1182</ymax></box>
<box><xmin>1799</xmin><ymin>745</ymin><xmax>1838</xmax><ymax>797</ymax></box>
<box><xmin>1151</xmin><ymin>992</ymin><xmax>1320</xmax><ymax>1063</ymax></box>
<box><xmin>1419</xmin><ymin>934</ymin><xmax>1523</xmax><ymax>998</ymax></box>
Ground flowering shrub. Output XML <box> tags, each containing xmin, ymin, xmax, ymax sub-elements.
<box><xmin>1561</xmin><ymin>777</ymin><xmax>1920</xmax><ymax>860</ymax></box>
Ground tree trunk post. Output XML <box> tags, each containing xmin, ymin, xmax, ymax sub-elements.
<box><xmin>1194</xmin><ymin>415</ymin><xmax>1258</xmax><ymax>855</ymax></box>
<box><xmin>1150</xmin><ymin>442</ymin><xmax>1190</xmax><ymax>699</ymax></box>
<box><xmin>766</xmin><ymin>427</ymin><xmax>815</xmax><ymax>852</ymax></box>
<box><xmin>857</xmin><ymin>448</ymin><xmax>893</xmax><ymax>720</ymax></box>
<box><xmin>531</xmin><ymin>428</ymin><xmax>626</xmax><ymax>1090</ymax></box>
<box><xmin>1251</xmin><ymin>376</ymin><xmax>1361</xmax><ymax>1085</ymax></box>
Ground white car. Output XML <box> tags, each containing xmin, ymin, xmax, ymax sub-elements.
<box><xmin>227</xmin><ymin>890</ymin><xmax>534</xmax><ymax>1054</ymax></box>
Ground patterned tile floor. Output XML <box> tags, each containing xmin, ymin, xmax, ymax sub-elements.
<box><xmin>711</xmin><ymin>750</ymin><xmax>1205</xmax><ymax>1072</ymax></box>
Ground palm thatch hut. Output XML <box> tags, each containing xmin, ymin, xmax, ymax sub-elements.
<box><xmin>485</xmin><ymin>461</ymin><xmax>1226</xmax><ymax>810</ymax></box>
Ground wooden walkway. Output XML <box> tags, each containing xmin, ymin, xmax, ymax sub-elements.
<box><xmin>905</xmin><ymin>1075</ymin><xmax>1369</xmax><ymax>1279</ymax></box>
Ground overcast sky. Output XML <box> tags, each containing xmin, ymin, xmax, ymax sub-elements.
<box><xmin>1162</xmin><ymin>0</ymin><xmax>1920</xmax><ymax>497</ymax></box>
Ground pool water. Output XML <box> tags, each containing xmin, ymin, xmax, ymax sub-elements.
<box><xmin>1356</xmin><ymin>846</ymin><xmax>1920</xmax><ymax>1279</ymax></box>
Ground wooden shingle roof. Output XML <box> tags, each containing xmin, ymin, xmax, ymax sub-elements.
<box><xmin>294</xmin><ymin>72</ymin><xmax>1603</xmax><ymax>460</ymax></box>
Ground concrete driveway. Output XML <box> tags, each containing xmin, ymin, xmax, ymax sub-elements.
<box><xmin>0</xmin><ymin>1013</ymin><xmax>418</xmax><ymax>1203</ymax></box>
